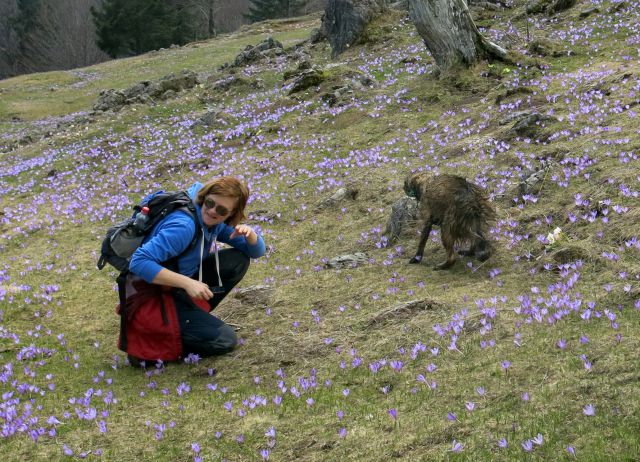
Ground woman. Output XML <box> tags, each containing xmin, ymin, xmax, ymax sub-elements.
<box><xmin>124</xmin><ymin>176</ymin><xmax>266</xmax><ymax>365</ymax></box>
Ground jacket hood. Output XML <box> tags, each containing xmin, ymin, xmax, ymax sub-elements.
<box><xmin>187</xmin><ymin>182</ymin><xmax>204</xmax><ymax>202</ymax></box>
<box><xmin>187</xmin><ymin>182</ymin><xmax>206</xmax><ymax>230</ymax></box>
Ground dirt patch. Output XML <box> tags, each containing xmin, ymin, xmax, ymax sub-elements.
<box><xmin>366</xmin><ymin>299</ymin><xmax>445</xmax><ymax>328</ymax></box>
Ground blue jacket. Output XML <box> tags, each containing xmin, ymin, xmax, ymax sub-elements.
<box><xmin>129</xmin><ymin>182</ymin><xmax>266</xmax><ymax>283</ymax></box>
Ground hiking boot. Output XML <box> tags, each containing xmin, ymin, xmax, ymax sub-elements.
<box><xmin>127</xmin><ymin>354</ymin><xmax>145</xmax><ymax>368</ymax></box>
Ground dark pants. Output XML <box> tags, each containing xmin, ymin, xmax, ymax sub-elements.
<box><xmin>177</xmin><ymin>248</ymin><xmax>250</xmax><ymax>357</ymax></box>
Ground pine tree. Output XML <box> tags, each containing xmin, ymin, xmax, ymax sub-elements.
<box><xmin>9</xmin><ymin>0</ymin><xmax>41</xmax><ymax>46</ymax></box>
<box><xmin>92</xmin><ymin>0</ymin><xmax>196</xmax><ymax>57</ymax></box>
<box><xmin>245</xmin><ymin>0</ymin><xmax>307</xmax><ymax>24</ymax></box>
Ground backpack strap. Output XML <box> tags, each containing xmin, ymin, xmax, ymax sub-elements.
<box><xmin>116</xmin><ymin>271</ymin><xmax>130</xmax><ymax>352</ymax></box>
<box><xmin>163</xmin><ymin>201</ymin><xmax>200</xmax><ymax>272</ymax></box>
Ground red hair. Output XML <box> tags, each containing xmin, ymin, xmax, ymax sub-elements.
<box><xmin>196</xmin><ymin>177</ymin><xmax>249</xmax><ymax>226</ymax></box>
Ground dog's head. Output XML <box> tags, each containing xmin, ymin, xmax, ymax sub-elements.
<box><xmin>403</xmin><ymin>172</ymin><xmax>426</xmax><ymax>201</ymax></box>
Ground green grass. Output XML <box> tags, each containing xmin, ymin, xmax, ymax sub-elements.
<box><xmin>2</xmin><ymin>2</ymin><xmax>640</xmax><ymax>461</ymax></box>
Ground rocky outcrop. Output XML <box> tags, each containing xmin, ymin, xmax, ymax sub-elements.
<box><xmin>326</xmin><ymin>252</ymin><xmax>370</xmax><ymax>269</ymax></box>
<box><xmin>383</xmin><ymin>196</ymin><xmax>419</xmax><ymax>244</ymax></box>
<box><xmin>93</xmin><ymin>70</ymin><xmax>199</xmax><ymax>112</ymax></box>
<box><xmin>288</xmin><ymin>66</ymin><xmax>326</xmax><ymax>94</ymax></box>
<box><xmin>317</xmin><ymin>185</ymin><xmax>359</xmax><ymax>209</ymax></box>
<box><xmin>230</xmin><ymin>37</ymin><xmax>284</xmax><ymax>67</ymax></box>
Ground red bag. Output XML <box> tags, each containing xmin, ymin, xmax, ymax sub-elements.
<box><xmin>116</xmin><ymin>278</ymin><xmax>209</xmax><ymax>362</ymax></box>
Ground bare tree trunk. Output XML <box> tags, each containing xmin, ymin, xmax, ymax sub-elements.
<box><xmin>5</xmin><ymin>0</ymin><xmax>109</xmax><ymax>77</ymax></box>
<box><xmin>408</xmin><ymin>0</ymin><xmax>507</xmax><ymax>72</ymax></box>
<box><xmin>0</xmin><ymin>0</ymin><xmax>20</xmax><ymax>79</ymax></box>
<box><xmin>323</xmin><ymin>0</ymin><xmax>388</xmax><ymax>58</ymax></box>
<box><xmin>208</xmin><ymin>2</ymin><xmax>217</xmax><ymax>38</ymax></box>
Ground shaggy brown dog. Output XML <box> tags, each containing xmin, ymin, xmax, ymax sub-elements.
<box><xmin>404</xmin><ymin>172</ymin><xmax>496</xmax><ymax>269</ymax></box>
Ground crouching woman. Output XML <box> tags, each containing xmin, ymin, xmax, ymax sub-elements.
<box><xmin>121</xmin><ymin>176</ymin><xmax>266</xmax><ymax>366</ymax></box>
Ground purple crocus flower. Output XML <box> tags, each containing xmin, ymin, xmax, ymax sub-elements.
<box><xmin>583</xmin><ymin>404</ymin><xmax>596</xmax><ymax>416</ymax></box>
<box><xmin>390</xmin><ymin>360</ymin><xmax>404</xmax><ymax>372</ymax></box>
<box><xmin>532</xmin><ymin>433</ymin><xmax>544</xmax><ymax>445</ymax></box>
<box><xmin>450</xmin><ymin>440</ymin><xmax>464</xmax><ymax>452</ymax></box>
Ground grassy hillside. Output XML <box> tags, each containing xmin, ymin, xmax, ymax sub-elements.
<box><xmin>1</xmin><ymin>2</ymin><xmax>639</xmax><ymax>461</ymax></box>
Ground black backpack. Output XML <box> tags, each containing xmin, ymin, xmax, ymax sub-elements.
<box><xmin>97</xmin><ymin>190</ymin><xmax>198</xmax><ymax>273</ymax></box>
<box><xmin>97</xmin><ymin>190</ymin><xmax>199</xmax><ymax>353</ymax></box>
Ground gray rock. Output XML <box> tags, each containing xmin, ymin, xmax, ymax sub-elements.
<box><xmin>498</xmin><ymin>111</ymin><xmax>533</xmax><ymax>126</ymax></box>
<box><xmin>284</xmin><ymin>60</ymin><xmax>313</xmax><ymax>81</ymax></box>
<box><xmin>157</xmin><ymin>70</ymin><xmax>199</xmax><ymax>93</ymax></box>
<box><xmin>122</xmin><ymin>82</ymin><xmax>145</xmax><ymax>99</ymax></box>
<box><xmin>326</xmin><ymin>253</ymin><xmax>369</xmax><ymax>269</ymax></box>
<box><xmin>469</xmin><ymin>1</ymin><xmax>502</xmax><ymax>11</ymax></box>
<box><xmin>232</xmin><ymin>37</ymin><xmax>284</xmax><ymax>67</ymax></box>
<box><xmin>383</xmin><ymin>196</ymin><xmax>419</xmax><ymax>244</ymax></box>
<box><xmin>93</xmin><ymin>89</ymin><xmax>126</xmax><ymax>112</ymax></box>
<box><xmin>318</xmin><ymin>185</ymin><xmax>359</xmax><ymax>208</ymax></box>
<box><xmin>234</xmin><ymin>47</ymin><xmax>262</xmax><ymax>66</ymax></box>
<box><xmin>527</xmin><ymin>38</ymin><xmax>569</xmax><ymax>57</ymax></box>
<box><xmin>309</xmin><ymin>27</ymin><xmax>325</xmax><ymax>43</ymax></box>
<box><xmin>579</xmin><ymin>7</ymin><xmax>599</xmax><ymax>18</ymax></box>
<box><xmin>367</xmin><ymin>298</ymin><xmax>443</xmax><ymax>327</ymax></box>
<box><xmin>321</xmin><ymin>85</ymin><xmax>355</xmax><ymax>106</ymax></box>
<box><xmin>526</xmin><ymin>0</ymin><xmax>551</xmax><ymax>14</ymax></box>
<box><xmin>289</xmin><ymin>67</ymin><xmax>326</xmax><ymax>94</ymax></box>
<box><xmin>159</xmin><ymin>89</ymin><xmax>177</xmax><ymax>100</ymax></box>
<box><xmin>500</xmin><ymin>160</ymin><xmax>555</xmax><ymax>205</ymax></box>
<box><xmin>510</xmin><ymin>113</ymin><xmax>557</xmax><ymax>138</ymax></box>
<box><xmin>211</xmin><ymin>75</ymin><xmax>246</xmax><ymax>91</ymax></box>
<box><xmin>192</xmin><ymin>109</ymin><xmax>236</xmax><ymax>129</ymax></box>
<box><xmin>548</xmin><ymin>0</ymin><xmax>576</xmax><ymax>13</ymax></box>
<box><xmin>199</xmin><ymin>110</ymin><xmax>223</xmax><ymax>126</ymax></box>
<box><xmin>93</xmin><ymin>70</ymin><xmax>198</xmax><ymax>111</ymax></box>
<box><xmin>254</xmin><ymin>36</ymin><xmax>283</xmax><ymax>52</ymax></box>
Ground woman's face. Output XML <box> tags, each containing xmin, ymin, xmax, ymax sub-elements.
<box><xmin>201</xmin><ymin>194</ymin><xmax>237</xmax><ymax>227</ymax></box>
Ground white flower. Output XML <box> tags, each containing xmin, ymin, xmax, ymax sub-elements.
<box><xmin>547</xmin><ymin>227</ymin><xmax>563</xmax><ymax>245</ymax></box>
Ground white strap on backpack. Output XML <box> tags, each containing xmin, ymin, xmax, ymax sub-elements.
<box><xmin>198</xmin><ymin>229</ymin><xmax>222</xmax><ymax>288</ymax></box>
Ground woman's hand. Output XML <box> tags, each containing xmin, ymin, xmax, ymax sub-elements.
<box><xmin>230</xmin><ymin>224</ymin><xmax>257</xmax><ymax>245</ymax></box>
<box><xmin>183</xmin><ymin>278</ymin><xmax>214</xmax><ymax>300</ymax></box>
<box><xmin>153</xmin><ymin>268</ymin><xmax>214</xmax><ymax>300</ymax></box>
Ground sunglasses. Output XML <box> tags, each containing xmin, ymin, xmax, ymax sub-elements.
<box><xmin>203</xmin><ymin>197</ymin><xmax>232</xmax><ymax>217</ymax></box>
